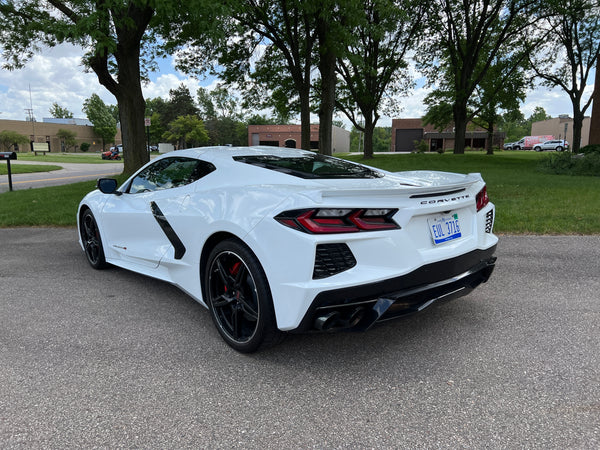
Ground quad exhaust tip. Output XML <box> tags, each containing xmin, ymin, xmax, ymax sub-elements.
<box><xmin>314</xmin><ymin>307</ymin><xmax>366</xmax><ymax>331</ymax></box>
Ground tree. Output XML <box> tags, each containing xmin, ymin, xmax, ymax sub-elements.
<box><xmin>183</xmin><ymin>0</ymin><xmax>317</xmax><ymax>151</ymax></box>
<box><xmin>529</xmin><ymin>0</ymin><xmax>600</xmax><ymax>153</ymax></box>
<box><xmin>0</xmin><ymin>130</ymin><xmax>29</xmax><ymax>151</ymax></box>
<box><xmin>471</xmin><ymin>58</ymin><xmax>528</xmax><ymax>154</ymax></box>
<box><xmin>56</xmin><ymin>128</ymin><xmax>77</xmax><ymax>152</ymax></box>
<box><xmin>419</xmin><ymin>0</ymin><xmax>539</xmax><ymax>154</ymax></box>
<box><xmin>498</xmin><ymin>109</ymin><xmax>528</xmax><ymax>142</ymax></box>
<box><xmin>162</xmin><ymin>85</ymin><xmax>200</xmax><ymax>126</ymax></box>
<box><xmin>162</xmin><ymin>115</ymin><xmax>209</xmax><ymax>149</ymax></box>
<box><xmin>336</xmin><ymin>0</ymin><xmax>424</xmax><ymax>159</ymax></box>
<box><xmin>145</xmin><ymin>97</ymin><xmax>168</xmax><ymax>144</ymax></box>
<box><xmin>0</xmin><ymin>0</ymin><xmax>215</xmax><ymax>174</ymax></box>
<box><xmin>312</xmin><ymin>0</ymin><xmax>364</xmax><ymax>155</ymax></box>
<box><xmin>49</xmin><ymin>102</ymin><xmax>73</xmax><ymax>119</ymax></box>
<box><xmin>197</xmin><ymin>87</ymin><xmax>217</xmax><ymax>121</ymax></box>
<box><xmin>197</xmin><ymin>85</ymin><xmax>242</xmax><ymax>121</ymax></box>
<box><xmin>528</xmin><ymin>106</ymin><xmax>551</xmax><ymax>124</ymax></box>
<box><xmin>83</xmin><ymin>94</ymin><xmax>117</xmax><ymax>151</ymax></box>
<box><xmin>204</xmin><ymin>118</ymin><xmax>248</xmax><ymax>146</ymax></box>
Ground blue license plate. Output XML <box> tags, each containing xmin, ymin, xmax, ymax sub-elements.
<box><xmin>428</xmin><ymin>213</ymin><xmax>462</xmax><ymax>245</ymax></box>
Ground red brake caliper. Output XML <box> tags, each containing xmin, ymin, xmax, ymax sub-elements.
<box><xmin>224</xmin><ymin>261</ymin><xmax>242</xmax><ymax>292</ymax></box>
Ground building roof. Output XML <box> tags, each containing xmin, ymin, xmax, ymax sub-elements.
<box><xmin>42</xmin><ymin>117</ymin><xmax>93</xmax><ymax>126</ymax></box>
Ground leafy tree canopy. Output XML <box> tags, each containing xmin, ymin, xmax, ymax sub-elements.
<box><xmin>83</xmin><ymin>93</ymin><xmax>117</xmax><ymax>149</ymax></box>
<box><xmin>49</xmin><ymin>102</ymin><xmax>73</xmax><ymax>119</ymax></box>
<box><xmin>162</xmin><ymin>115</ymin><xmax>209</xmax><ymax>149</ymax></box>
<box><xmin>0</xmin><ymin>130</ymin><xmax>29</xmax><ymax>151</ymax></box>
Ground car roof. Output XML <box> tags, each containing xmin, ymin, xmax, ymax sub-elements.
<box><xmin>169</xmin><ymin>146</ymin><xmax>317</xmax><ymax>161</ymax></box>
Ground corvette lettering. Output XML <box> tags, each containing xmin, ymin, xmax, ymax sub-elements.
<box><xmin>420</xmin><ymin>194</ymin><xmax>470</xmax><ymax>205</ymax></box>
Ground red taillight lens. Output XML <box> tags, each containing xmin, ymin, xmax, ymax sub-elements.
<box><xmin>476</xmin><ymin>186</ymin><xmax>489</xmax><ymax>211</ymax></box>
<box><xmin>275</xmin><ymin>208</ymin><xmax>399</xmax><ymax>234</ymax></box>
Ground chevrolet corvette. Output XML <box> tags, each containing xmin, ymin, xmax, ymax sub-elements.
<box><xmin>78</xmin><ymin>146</ymin><xmax>497</xmax><ymax>352</ymax></box>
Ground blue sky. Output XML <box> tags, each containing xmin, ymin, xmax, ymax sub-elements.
<box><xmin>0</xmin><ymin>43</ymin><xmax>591</xmax><ymax>128</ymax></box>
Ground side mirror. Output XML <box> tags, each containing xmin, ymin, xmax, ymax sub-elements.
<box><xmin>97</xmin><ymin>178</ymin><xmax>119</xmax><ymax>194</ymax></box>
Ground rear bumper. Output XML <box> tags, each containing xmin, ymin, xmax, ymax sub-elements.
<box><xmin>294</xmin><ymin>245</ymin><xmax>497</xmax><ymax>332</ymax></box>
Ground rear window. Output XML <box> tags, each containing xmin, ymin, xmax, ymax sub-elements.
<box><xmin>233</xmin><ymin>154</ymin><xmax>383</xmax><ymax>179</ymax></box>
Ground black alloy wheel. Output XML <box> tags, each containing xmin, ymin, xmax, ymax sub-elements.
<box><xmin>205</xmin><ymin>239</ymin><xmax>281</xmax><ymax>353</ymax></box>
<box><xmin>80</xmin><ymin>209</ymin><xmax>109</xmax><ymax>269</ymax></box>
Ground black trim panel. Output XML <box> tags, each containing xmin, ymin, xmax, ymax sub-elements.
<box><xmin>294</xmin><ymin>245</ymin><xmax>497</xmax><ymax>332</ymax></box>
<box><xmin>150</xmin><ymin>201</ymin><xmax>186</xmax><ymax>260</ymax></box>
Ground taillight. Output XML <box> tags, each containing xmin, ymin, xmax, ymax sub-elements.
<box><xmin>476</xmin><ymin>186</ymin><xmax>489</xmax><ymax>211</ymax></box>
<box><xmin>275</xmin><ymin>208</ymin><xmax>399</xmax><ymax>234</ymax></box>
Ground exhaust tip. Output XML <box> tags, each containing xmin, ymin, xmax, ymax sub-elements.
<box><xmin>347</xmin><ymin>307</ymin><xmax>365</xmax><ymax>328</ymax></box>
<box><xmin>314</xmin><ymin>311</ymin><xmax>341</xmax><ymax>331</ymax></box>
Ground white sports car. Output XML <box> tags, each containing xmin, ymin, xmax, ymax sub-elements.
<box><xmin>78</xmin><ymin>146</ymin><xmax>497</xmax><ymax>352</ymax></box>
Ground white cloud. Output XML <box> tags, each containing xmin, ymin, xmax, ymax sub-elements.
<box><xmin>0</xmin><ymin>44</ymin><xmax>110</xmax><ymax>120</ymax></box>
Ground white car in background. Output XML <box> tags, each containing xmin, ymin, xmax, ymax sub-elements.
<box><xmin>533</xmin><ymin>140</ymin><xmax>569</xmax><ymax>152</ymax></box>
<box><xmin>78</xmin><ymin>146</ymin><xmax>498</xmax><ymax>352</ymax></box>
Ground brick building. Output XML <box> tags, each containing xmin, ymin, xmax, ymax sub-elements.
<box><xmin>248</xmin><ymin>124</ymin><xmax>350</xmax><ymax>153</ymax></box>
<box><xmin>391</xmin><ymin>118</ymin><xmax>504</xmax><ymax>152</ymax></box>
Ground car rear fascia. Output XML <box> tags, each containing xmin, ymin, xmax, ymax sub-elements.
<box><xmin>292</xmin><ymin>245</ymin><xmax>497</xmax><ymax>333</ymax></box>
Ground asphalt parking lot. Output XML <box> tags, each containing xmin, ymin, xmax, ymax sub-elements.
<box><xmin>1</xmin><ymin>229</ymin><xmax>599</xmax><ymax>448</ymax></box>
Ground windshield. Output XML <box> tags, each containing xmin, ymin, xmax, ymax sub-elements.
<box><xmin>233</xmin><ymin>153</ymin><xmax>383</xmax><ymax>179</ymax></box>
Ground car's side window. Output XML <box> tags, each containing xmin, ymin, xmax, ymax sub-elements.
<box><xmin>128</xmin><ymin>157</ymin><xmax>215</xmax><ymax>194</ymax></box>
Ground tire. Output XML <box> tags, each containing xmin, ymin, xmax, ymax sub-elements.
<box><xmin>556</xmin><ymin>146</ymin><xmax>563</xmax><ymax>152</ymax></box>
<box><xmin>205</xmin><ymin>239</ymin><xmax>282</xmax><ymax>353</ymax></box>
<box><xmin>534</xmin><ymin>146</ymin><xmax>542</xmax><ymax>152</ymax></box>
<box><xmin>80</xmin><ymin>209</ymin><xmax>109</xmax><ymax>269</ymax></box>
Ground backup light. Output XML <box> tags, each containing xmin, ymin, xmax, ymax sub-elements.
<box><xmin>275</xmin><ymin>208</ymin><xmax>399</xmax><ymax>234</ymax></box>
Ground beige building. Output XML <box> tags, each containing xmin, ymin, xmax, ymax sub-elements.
<box><xmin>0</xmin><ymin>118</ymin><xmax>120</xmax><ymax>153</ymax></box>
<box><xmin>531</xmin><ymin>116</ymin><xmax>590</xmax><ymax>148</ymax></box>
<box><xmin>247</xmin><ymin>124</ymin><xmax>350</xmax><ymax>153</ymax></box>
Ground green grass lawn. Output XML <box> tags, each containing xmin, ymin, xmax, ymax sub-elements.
<box><xmin>346</xmin><ymin>151</ymin><xmax>600</xmax><ymax>234</ymax></box>
<box><xmin>1</xmin><ymin>151</ymin><xmax>598</xmax><ymax>233</ymax></box>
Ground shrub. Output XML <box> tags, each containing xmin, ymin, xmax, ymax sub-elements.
<box><xmin>538</xmin><ymin>152</ymin><xmax>600</xmax><ymax>176</ymax></box>
<box><xmin>579</xmin><ymin>144</ymin><xmax>600</xmax><ymax>155</ymax></box>
<box><xmin>413</xmin><ymin>139</ymin><xmax>428</xmax><ymax>153</ymax></box>
<box><xmin>80</xmin><ymin>142</ymin><xmax>90</xmax><ymax>152</ymax></box>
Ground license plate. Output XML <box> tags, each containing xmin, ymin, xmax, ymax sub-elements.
<box><xmin>428</xmin><ymin>213</ymin><xmax>462</xmax><ymax>245</ymax></box>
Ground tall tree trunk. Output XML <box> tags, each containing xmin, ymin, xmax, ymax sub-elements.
<box><xmin>116</xmin><ymin>80</ymin><xmax>148</xmax><ymax>173</ymax></box>
<box><xmin>316</xmin><ymin>18</ymin><xmax>336</xmax><ymax>156</ymax></box>
<box><xmin>453</xmin><ymin>102</ymin><xmax>468</xmax><ymax>154</ymax></box>
<box><xmin>589</xmin><ymin>57</ymin><xmax>600</xmax><ymax>145</ymax></box>
<box><xmin>572</xmin><ymin>109</ymin><xmax>584</xmax><ymax>153</ymax></box>
<box><xmin>299</xmin><ymin>83</ymin><xmax>311</xmax><ymax>150</ymax></box>
<box><xmin>363</xmin><ymin>114</ymin><xmax>375</xmax><ymax>159</ymax></box>
<box><xmin>486</xmin><ymin>126</ymin><xmax>494</xmax><ymax>155</ymax></box>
